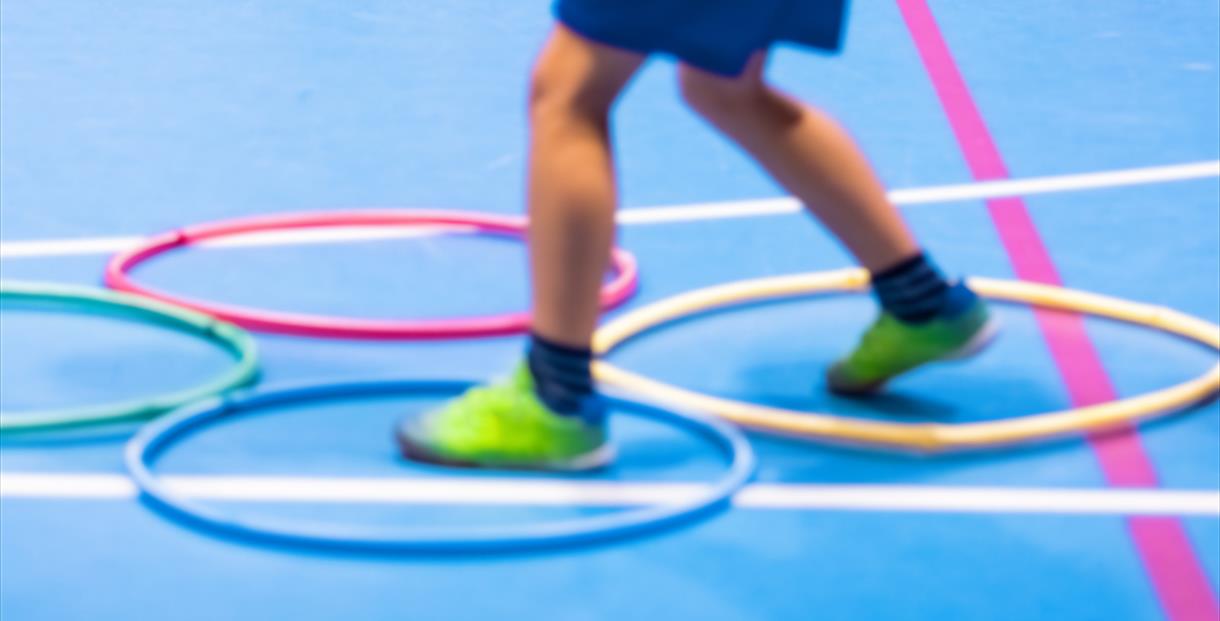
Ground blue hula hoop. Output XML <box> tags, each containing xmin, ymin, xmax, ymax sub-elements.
<box><xmin>124</xmin><ymin>379</ymin><xmax>756</xmax><ymax>554</ymax></box>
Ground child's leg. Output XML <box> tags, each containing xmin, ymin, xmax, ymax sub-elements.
<box><xmin>677</xmin><ymin>54</ymin><xmax>918</xmax><ymax>273</ymax></box>
<box><xmin>678</xmin><ymin>54</ymin><xmax>995</xmax><ymax>394</ymax></box>
<box><xmin>396</xmin><ymin>26</ymin><xmax>644</xmax><ymax>470</ymax></box>
<box><xmin>528</xmin><ymin>25</ymin><xmax>646</xmax><ymax>348</ymax></box>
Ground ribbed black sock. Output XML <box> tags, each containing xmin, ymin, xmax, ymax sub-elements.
<box><xmin>526</xmin><ymin>332</ymin><xmax>595</xmax><ymax>416</ymax></box>
<box><xmin>871</xmin><ymin>253</ymin><xmax>952</xmax><ymax>323</ymax></box>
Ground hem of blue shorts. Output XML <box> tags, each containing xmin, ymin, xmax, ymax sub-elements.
<box><xmin>554</xmin><ymin>14</ymin><xmax>752</xmax><ymax>77</ymax></box>
<box><xmin>555</xmin><ymin>16</ymin><xmax>843</xmax><ymax>77</ymax></box>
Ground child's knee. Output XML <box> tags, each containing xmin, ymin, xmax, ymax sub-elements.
<box><xmin>529</xmin><ymin>61</ymin><xmax>615</xmax><ymax>123</ymax></box>
<box><xmin>677</xmin><ymin>64</ymin><xmax>765</xmax><ymax>120</ymax></box>
<box><xmin>529</xmin><ymin>67</ymin><xmax>574</xmax><ymax>118</ymax></box>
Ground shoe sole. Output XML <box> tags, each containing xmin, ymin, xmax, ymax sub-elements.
<box><xmin>829</xmin><ymin>317</ymin><xmax>1002</xmax><ymax>396</ymax></box>
<box><xmin>396</xmin><ymin>432</ymin><xmax>617</xmax><ymax>473</ymax></box>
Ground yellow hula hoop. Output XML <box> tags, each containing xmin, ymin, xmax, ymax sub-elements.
<box><xmin>592</xmin><ymin>269</ymin><xmax>1220</xmax><ymax>454</ymax></box>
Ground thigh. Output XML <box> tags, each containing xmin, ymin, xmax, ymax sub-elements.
<box><xmin>531</xmin><ymin>23</ymin><xmax>647</xmax><ymax>112</ymax></box>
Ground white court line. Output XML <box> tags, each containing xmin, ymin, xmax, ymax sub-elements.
<box><xmin>1</xmin><ymin>473</ymin><xmax>1217</xmax><ymax>516</ymax></box>
<box><xmin>0</xmin><ymin>225</ymin><xmax>476</xmax><ymax>259</ymax></box>
<box><xmin>1</xmin><ymin>160</ymin><xmax>1216</xmax><ymax>259</ymax></box>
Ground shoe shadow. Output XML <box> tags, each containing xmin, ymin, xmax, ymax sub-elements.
<box><xmin>736</xmin><ymin>358</ymin><xmax>960</xmax><ymax>421</ymax></box>
<box><xmin>735</xmin><ymin>355</ymin><xmax>1061</xmax><ymax>425</ymax></box>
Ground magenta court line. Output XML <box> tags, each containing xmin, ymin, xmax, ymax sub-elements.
<box><xmin>895</xmin><ymin>1</ymin><xmax>1220</xmax><ymax>619</ymax></box>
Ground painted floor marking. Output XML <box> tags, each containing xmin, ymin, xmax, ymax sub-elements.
<box><xmin>2</xmin><ymin>160</ymin><xmax>1216</xmax><ymax>259</ymax></box>
<box><xmin>2</xmin><ymin>473</ymin><xmax>1218</xmax><ymax>516</ymax></box>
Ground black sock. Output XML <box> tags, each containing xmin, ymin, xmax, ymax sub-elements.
<box><xmin>871</xmin><ymin>253</ymin><xmax>951</xmax><ymax>323</ymax></box>
<box><xmin>527</xmin><ymin>333</ymin><xmax>595</xmax><ymax>416</ymax></box>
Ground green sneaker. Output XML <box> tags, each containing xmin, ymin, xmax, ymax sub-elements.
<box><xmin>827</xmin><ymin>283</ymin><xmax>997</xmax><ymax>395</ymax></box>
<box><xmin>396</xmin><ymin>365</ymin><xmax>613</xmax><ymax>471</ymax></box>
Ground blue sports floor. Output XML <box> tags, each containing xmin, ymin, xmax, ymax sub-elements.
<box><xmin>2</xmin><ymin>2</ymin><xmax>1218</xmax><ymax>620</ymax></box>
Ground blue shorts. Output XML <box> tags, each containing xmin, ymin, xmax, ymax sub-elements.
<box><xmin>554</xmin><ymin>0</ymin><xmax>848</xmax><ymax>77</ymax></box>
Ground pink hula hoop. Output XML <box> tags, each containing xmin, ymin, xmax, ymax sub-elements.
<box><xmin>104</xmin><ymin>210</ymin><xmax>639</xmax><ymax>340</ymax></box>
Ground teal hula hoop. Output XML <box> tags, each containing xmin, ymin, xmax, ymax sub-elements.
<box><xmin>1</xmin><ymin>281</ymin><xmax>260</xmax><ymax>431</ymax></box>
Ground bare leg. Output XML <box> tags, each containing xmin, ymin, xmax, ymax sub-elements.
<box><xmin>527</xmin><ymin>26</ymin><xmax>646</xmax><ymax>348</ymax></box>
<box><xmin>678</xmin><ymin>54</ymin><xmax>919</xmax><ymax>272</ymax></box>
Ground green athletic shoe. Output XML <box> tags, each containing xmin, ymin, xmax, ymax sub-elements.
<box><xmin>827</xmin><ymin>283</ymin><xmax>997</xmax><ymax>395</ymax></box>
<box><xmin>396</xmin><ymin>365</ymin><xmax>613</xmax><ymax>471</ymax></box>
